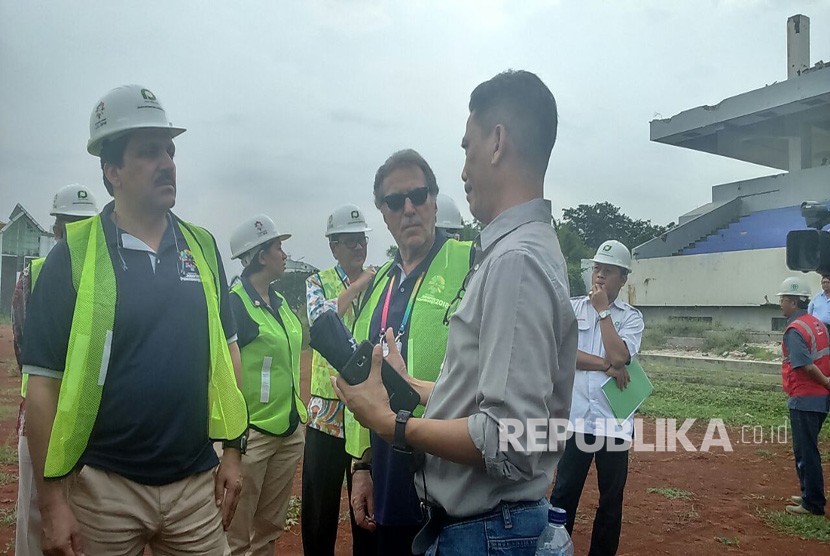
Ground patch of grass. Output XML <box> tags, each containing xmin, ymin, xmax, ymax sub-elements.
<box><xmin>754</xmin><ymin>448</ymin><xmax>775</xmax><ymax>459</ymax></box>
<box><xmin>743</xmin><ymin>346</ymin><xmax>779</xmax><ymax>361</ymax></box>
<box><xmin>715</xmin><ymin>536</ymin><xmax>740</xmax><ymax>546</ymax></box>
<box><xmin>284</xmin><ymin>495</ymin><xmax>301</xmax><ymax>529</ymax></box>
<box><xmin>757</xmin><ymin>508</ymin><xmax>830</xmax><ymax>542</ymax></box>
<box><xmin>641</xmin><ymin>364</ymin><xmax>788</xmax><ymax>422</ymax></box>
<box><xmin>0</xmin><ymin>508</ymin><xmax>14</xmax><ymax>527</ymax></box>
<box><xmin>0</xmin><ymin>441</ymin><xmax>16</xmax><ymax>465</ymax></box>
<box><xmin>702</xmin><ymin>329</ymin><xmax>750</xmax><ymax>354</ymax></box>
<box><xmin>647</xmin><ymin>487</ymin><xmax>693</xmax><ymax>500</ymax></box>
<box><xmin>0</xmin><ymin>471</ymin><xmax>16</xmax><ymax>485</ymax></box>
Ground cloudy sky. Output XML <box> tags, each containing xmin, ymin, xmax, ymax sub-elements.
<box><xmin>1</xmin><ymin>0</ymin><xmax>828</xmax><ymax>271</ymax></box>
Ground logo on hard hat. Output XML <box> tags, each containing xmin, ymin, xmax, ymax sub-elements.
<box><xmin>328</xmin><ymin>216</ymin><xmax>333</xmax><ymax>227</ymax></box>
<box><xmin>77</xmin><ymin>190</ymin><xmax>88</xmax><ymax>199</ymax></box>
<box><xmin>95</xmin><ymin>102</ymin><xmax>105</xmax><ymax>120</ymax></box>
<box><xmin>602</xmin><ymin>244</ymin><xmax>612</xmax><ymax>252</ymax></box>
<box><xmin>254</xmin><ymin>221</ymin><xmax>267</xmax><ymax>236</ymax></box>
<box><xmin>140</xmin><ymin>89</ymin><xmax>157</xmax><ymax>101</ymax></box>
<box><xmin>791</xmin><ymin>283</ymin><xmax>799</xmax><ymax>291</ymax></box>
<box><xmin>351</xmin><ymin>210</ymin><xmax>360</xmax><ymax>220</ymax></box>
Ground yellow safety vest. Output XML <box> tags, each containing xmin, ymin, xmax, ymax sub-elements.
<box><xmin>44</xmin><ymin>215</ymin><xmax>247</xmax><ymax>478</ymax></box>
<box><xmin>310</xmin><ymin>266</ymin><xmax>359</xmax><ymax>400</ymax></box>
<box><xmin>20</xmin><ymin>257</ymin><xmax>45</xmax><ymax>398</ymax></box>
<box><xmin>231</xmin><ymin>282</ymin><xmax>307</xmax><ymax>435</ymax></box>
<box><xmin>344</xmin><ymin>239</ymin><xmax>472</xmax><ymax>458</ymax></box>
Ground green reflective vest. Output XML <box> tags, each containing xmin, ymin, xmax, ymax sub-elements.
<box><xmin>344</xmin><ymin>239</ymin><xmax>472</xmax><ymax>458</ymax></box>
<box><xmin>310</xmin><ymin>267</ymin><xmax>358</xmax><ymax>400</ymax></box>
<box><xmin>44</xmin><ymin>215</ymin><xmax>248</xmax><ymax>479</ymax></box>
<box><xmin>20</xmin><ymin>257</ymin><xmax>45</xmax><ymax>398</ymax></box>
<box><xmin>231</xmin><ymin>282</ymin><xmax>307</xmax><ymax>435</ymax></box>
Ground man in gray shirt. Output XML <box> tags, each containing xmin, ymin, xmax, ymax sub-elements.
<box><xmin>334</xmin><ymin>70</ymin><xmax>576</xmax><ymax>555</ymax></box>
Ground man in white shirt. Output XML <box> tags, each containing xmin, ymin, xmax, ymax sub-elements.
<box><xmin>550</xmin><ymin>239</ymin><xmax>644</xmax><ymax>556</ymax></box>
<box><xmin>807</xmin><ymin>274</ymin><xmax>830</xmax><ymax>327</ymax></box>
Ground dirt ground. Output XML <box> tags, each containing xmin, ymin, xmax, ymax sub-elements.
<box><xmin>0</xmin><ymin>323</ymin><xmax>826</xmax><ymax>555</ymax></box>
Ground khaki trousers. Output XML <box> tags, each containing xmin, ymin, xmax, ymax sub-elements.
<box><xmin>226</xmin><ymin>427</ymin><xmax>304</xmax><ymax>556</ymax></box>
<box><xmin>16</xmin><ymin>434</ymin><xmax>42</xmax><ymax>556</ymax></box>
<box><xmin>68</xmin><ymin>466</ymin><xmax>228</xmax><ymax>556</ymax></box>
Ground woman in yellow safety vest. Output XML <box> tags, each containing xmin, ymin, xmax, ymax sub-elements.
<box><xmin>225</xmin><ymin>214</ymin><xmax>307</xmax><ymax>556</ymax></box>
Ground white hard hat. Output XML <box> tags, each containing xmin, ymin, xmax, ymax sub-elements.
<box><xmin>50</xmin><ymin>184</ymin><xmax>99</xmax><ymax>217</ymax></box>
<box><xmin>87</xmin><ymin>85</ymin><xmax>186</xmax><ymax>156</ymax></box>
<box><xmin>590</xmin><ymin>240</ymin><xmax>632</xmax><ymax>271</ymax></box>
<box><xmin>777</xmin><ymin>276</ymin><xmax>811</xmax><ymax>298</ymax></box>
<box><xmin>230</xmin><ymin>214</ymin><xmax>291</xmax><ymax>263</ymax></box>
<box><xmin>326</xmin><ymin>204</ymin><xmax>372</xmax><ymax>237</ymax></box>
<box><xmin>436</xmin><ymin>193</ymin><xmax>463</xmax><ymax>231</ymax></box>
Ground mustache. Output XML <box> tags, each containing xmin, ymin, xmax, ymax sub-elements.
<box><xmin>156</xmin><ymin>170</ymin><xmax>176</xmax><ymax>184</ymax></box>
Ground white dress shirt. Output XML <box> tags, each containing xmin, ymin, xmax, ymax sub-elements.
<box><xmin>567</xmin><ymin>295</ymin><xmax>644</xmax><ymax>441</ymax></box>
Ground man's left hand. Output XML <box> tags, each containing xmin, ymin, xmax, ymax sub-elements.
<box><xmin>606</xmin><ymin>365</ymin><xmax>630</xmax><ymax>390</ymax></box>
<box><xmin>332</xmin><ymin>342</ymin><xmax>396</xmax><ymax>440</ymax></box>
<box><xmin>214</xmin><ymin>448</ymin><xmax>243</xmax><ymax>530</ymax></box>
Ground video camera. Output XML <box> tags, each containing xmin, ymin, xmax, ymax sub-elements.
<box><xmin>786</xmin><ymin>201</ymin><xmax>830</xmax><ymax>275</ymax></box>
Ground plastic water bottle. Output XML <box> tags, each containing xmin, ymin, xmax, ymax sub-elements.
<box><xmin>535</xmin><ymin>506</ymin><xmax>574</xmax><ymax>556</ymax></box>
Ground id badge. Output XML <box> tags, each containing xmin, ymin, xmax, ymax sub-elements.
<box><xmin>379</xmin><ymin>334</ymin><xmax>403</xmax><ymax>357</ymax></box>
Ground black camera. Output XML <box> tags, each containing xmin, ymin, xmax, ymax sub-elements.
<box><xmin>786</xmin><ymin>201</ymin><xmax>830</xmax><ymax>275</ymax></box>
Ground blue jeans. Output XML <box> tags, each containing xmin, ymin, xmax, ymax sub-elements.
<box><xmin>425</xmin><ymin>499</ymin><xmax>548</xmax><ymax>556</ymax></box>
<box><xmin>790</xmin><ymin>408</ymin><xmax>827</xmax><ymax>515</ymax></box>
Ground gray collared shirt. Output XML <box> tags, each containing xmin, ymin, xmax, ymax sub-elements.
<box><xmin>417</xmin><ymin>198</ymin><xmax>577</xmax><ymax>517</ymax></box>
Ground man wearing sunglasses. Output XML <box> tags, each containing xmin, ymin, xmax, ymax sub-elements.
<box><xmin>343</xmin><ymin>149</ymin><xmax>473</xmax><ymax>555</ymax></box>
<box><xmin>335</xmin><ymin>70</ymin><xmax>577</xmax><ymax>556</ymax></box>
<box><xmin>302</xmin><ymin>204</ymin><xmax>377</xmax><ymax>556</ymax></box>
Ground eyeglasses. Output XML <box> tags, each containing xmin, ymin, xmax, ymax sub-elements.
<box><xmin>382</xmin><ymin>187</ymin><xmax>430</xmax><ymax>212</ymax></box>
<box><xmin>443</xmin><ymin>266</ymin><xmax>475</xmax><ymax>326</ymax></box>
<box><xmin>331</xmin><ymin>235</ymin><xmax>368</xmax><ymax>249</ymax></box>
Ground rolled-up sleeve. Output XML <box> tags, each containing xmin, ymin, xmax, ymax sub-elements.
<box><xmin>619</xmin><ymin>309</ymin><xmax>644</xmax><ymax>358</ymax></box>
<box><xmin>466</xmin><ymin>249</ymin><xmax>558</xmax><ymax>481</ymax></box>
<box><xmin>306</xmin><ymin>274</ymin><xmax>338</xmax><ymax>325</ymax></box>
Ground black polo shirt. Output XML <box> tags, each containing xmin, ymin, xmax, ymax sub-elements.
<box><xmin>367</xmin><ymin>233</ymin><xmax>447</xmax><ymax>527</ymax></box>
<box><xmin>21</xmin><ymin>201</ymin><xmax>236</xmax><ymax>485</ymax></box>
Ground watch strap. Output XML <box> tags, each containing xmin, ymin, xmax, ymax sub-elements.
<box><xmin>393</xmin><ymin>410</ymin><xmax>413</xmax><ymax>453</ymax></box>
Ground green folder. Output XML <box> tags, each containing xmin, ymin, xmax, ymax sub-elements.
<box><xmin>601</xmin><ymin>358</ymin><xmax>653</xmax><ymax>424</ymax></box>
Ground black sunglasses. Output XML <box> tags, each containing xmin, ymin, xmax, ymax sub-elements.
<box><xmin>382</xmin><ymin>187</ymin><xmax>430</xmax><ymax>212</ymax></box>
<box><xmin>443</xmin><ymin>266</ymin><xmax>475</xmax><ymax>326</ymax></box>
<box><xmin>331</xmin><ymin>235</ymin><xmax>368</xmax><ymax>249</ymax></box>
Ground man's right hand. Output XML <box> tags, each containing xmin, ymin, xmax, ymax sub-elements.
<box><xmin>355</xmin><ymin>266</ymin><xmax>377</xmax><ymax>291</ymax></box>
<box><xmin>41</xmin><ymin>497</ymin><xmax>85</xmax><ymax>556</ymax></box>
<box><xmin>350</xmin><ymin>470</ymin><xmax>377</xmax><ymax>531</ymax></box>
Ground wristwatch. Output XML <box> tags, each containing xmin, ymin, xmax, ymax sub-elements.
<box><xmin>351</xmin><ymin>460</ymin><xmax>372</xmax><ymax>474</ymax></box>
<box><xmin>393</xmin><ymin>410</ymin><xmax>413</xmax><ymax>454</ymax></box>
<box><xmin>223</xmin><ymin>432</ymin><xmax>248</xmax><ymax>455</ymax></box>
<box><xmin>598</xmin><ymin>309</ymin><xmax>611</xmax><ymax>320</ymax></box>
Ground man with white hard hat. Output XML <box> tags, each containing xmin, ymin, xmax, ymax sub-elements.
<box><xmin>550</xmin><ymin>239</ymin><xmax>644</xmax><ymax>556</ymax></box>
<box><xmin>777</xmin><ymin>276</ymin><xmax>830</xmax><ymax>517</ymax></box>
<box><xmin>21</xmin><ymin>85</ymin><xmax>247</xmax><ymax>555</ymax></box>
<box><xmin>302</xmin><ymin>204</ymin><xmax>377</xmax><ymax>556</ymax></box>
<box><xmin>436</xmin><ymin>193</ymin><xmax>464</xmax><ymax>239</ymax></box>
<box><xmin>11</xmin><ymin>184</ymin><xmax>99</xmax><ymax>556</ymax></box>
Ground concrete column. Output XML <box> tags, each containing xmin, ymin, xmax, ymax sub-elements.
<box><xmin>787</xmin><ymin>15</ymin><xmax>810</xmax><ymax>79</ymax></box>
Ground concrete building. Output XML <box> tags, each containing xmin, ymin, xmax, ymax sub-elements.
<box><xmin>0</xmin><ymin>204</ymin><xmax>54</xmax><ymax>314</ymax></box>
<box><xmin>630</xmin><ymin>14</ymin><xmax>830</xmax><ymax>332</ymax></box>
